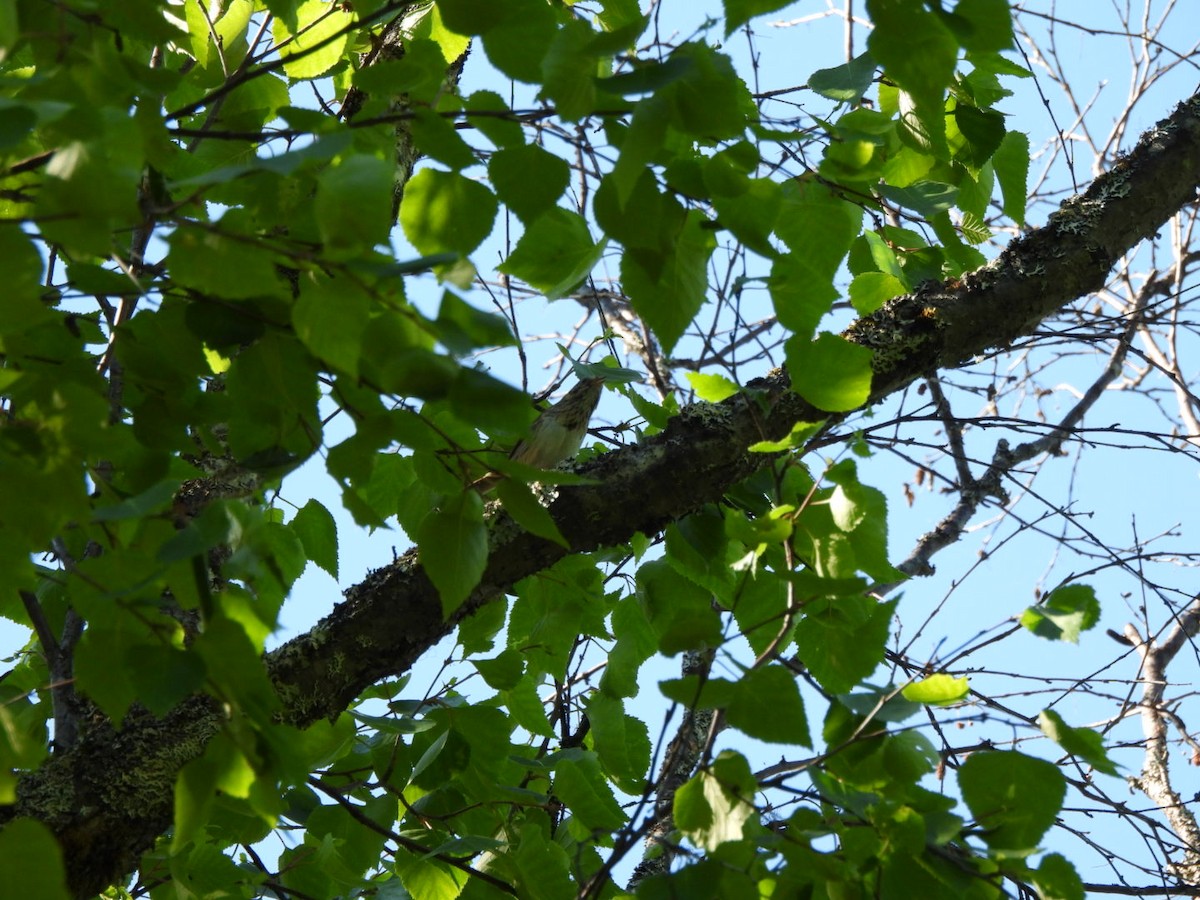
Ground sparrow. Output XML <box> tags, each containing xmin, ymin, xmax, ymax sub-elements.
<box><xmin>471</xmin><ymin>376</ymin><xmax>605</xmax><ymax>493</ymax></box>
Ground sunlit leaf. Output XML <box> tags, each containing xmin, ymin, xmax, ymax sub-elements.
<box><xmin>901</xmin><ymin>674</ymin><xmax>969</xmax><ymax>706</ymax></box>
<box><xmin>400</xmin><ymin>168</ymin><xmax>498</xmax><ymax>256</ymax></box>
<box><xmin>1021</xmin><ymin>584</ymin><xmax>1100</xmax><ymax>643</ymax></box>
<box><xmin>786</xmin><ymin>333</ymin><xmax>874</xmax><ymax>412</ymax></box>
<box><xmin>1038</xmin><ymin>709</ymin><xmax>1119</xmax><ymax>776</ymax></box>
<box><xmin>275</xmin><ymin>0</ymin><xmax>354</xmax><ymax>79</ymax></box>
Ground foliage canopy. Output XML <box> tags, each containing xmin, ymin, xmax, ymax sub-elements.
<box><xmin>1</xmin><ymin>1</ymin><xmax>1200</xmax><ymax>898</ymax></box>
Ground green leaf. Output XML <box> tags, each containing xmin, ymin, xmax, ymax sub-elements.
<box><xmin>686</xmin><ymin>372</ymin><xmax>740</xmax><ymax>402</ymax></box>
<box><xmin>876</xmin><ymin>181</ymin><xmax>958</xmax><ymax>217</ymax></box>
<box><xmin>622</xmin><ymin>209</ymin><xmax>715</xmax><ymax>354</ymax></box>
<box><xmin>0</xmin><ymin>819</ymin><xmax>69</xmax><ymax>900</ymax></box>
<box><xmin>174</xmin><ymin>731</ymin><xmax>257</xmax><ymax>851</ymax></box>
<box><xmin>219</xmin><ymin>332</ymin><xmax>321</xmax><ymax>461</ymax></box>
<box><xmin>951</xmin><ymin>104</ymin><xmax>1006</xmax><ymax>168</ymax></box>
<box><xmin>723</xmin><ymin>0</ymin><xmax>797</xmax><ymax>36</ymax></box>
<box><xmin>1020</xmin><ymin>584</ymin><xmax>1100</xmax><ymax>643</ymax></box>
<box><xmin>542</xmin><ymin>18</ymin><xmax>599</xmax><ymax>121</ymax></box>
<box><xmin>601</xmin><ymin>594</ymin><xmax>658</xmax><ymax>698</ymax></box>
<box><xmin>498</xmin><ymin>208</ymin><xmax>606</xmax><ymax>300</ymax></box>
<box><xmin>0</xmin><ymin>1</ymin><xmax>16</xmax><ymax>60</ymax></box>
<box><xmin>274</xmin><ymin>0</ymin><xmax>354</xmax><ymax>79</ymax></box>
<box><xmin>947</xmin><ymin>0</ymin><xmax>1015</xmax><ymax>53</ymax></box>
<box><xmin>665</xmin><ymin>511</ymin><xmax>733</xmax><ymax>597</ymax></box>
<box><xmin>797</xmin><ymin>598</ymin><xmax>895</xmax><ymax>694</ymax></box>
<box><xmin>211</xmin><ymin>0</ymin><xmax>252</xmax><ymax>69</ymax></box>
<box><xmin>595</xmin><ymin>168</ymin><xmax>685</xmax><ymax>251</ymax></box>
<box><xmin>786</xmin><ymin>333</ymin><xmax>874</xmax><ymax>412</ymax></box>
<box><xmin>597</xmin><ymin>0</ymin><xmax>644</xmax><ymax>31</ymax></box>
<box><xmin>92</xmin><ymin>479</ymin><xmax>181</xmax><ymax>522</ymax></box>
<box><xmin>418</xmin><ymin>490</ymin><xmax>487</xmax><ymax>615</ymax></box>
<box><xmin>849</xmin><ymin>271</ymin><xmax>905</xmax><ymax>315</ymax></box>
<box><xmin>0</xmin><ymin>101</ymin><xmax>33</xmax><ymax>154</ymax></box>
<box><xmin>315</xmin><ymin>155</ymin><xmax>394</xmax><ymax>257</ymax></box>
<box><xmin>185</xmin><ymin>0</ymin><xmax>213</xmax><ymax>69</ymax></box>
<box><xmin>409</xmin><ymin>106</ymin><xmax>478</xmax><ymax>171</ymax></box>
<box><xmin>825</xmin><ymin>460</ymin><xmax>899</xmax><ymax>581</ymax></box>
<box><xmin>663</xmin><ymin>43</ymin><xmax>748</xmax><ymax>140</ymax></box>
<box><xmin>167</xmin><ymin>226</ymin><xmax>286</xmax><ymax>299</ymax></box>
<box><xmin>1038</xmin><ymin>709</ymin><xmax>1119</xmax><ymax>776</ymax></box>
<box><xmin>930</xmin><ymin>209</ymin><xmax>987</xmax><ymax>274</ymax></box>
<box><xmin>74</xmin><ymin>625</ymin><xmax>140</xmax><ymax>722</ymax></box>
<box><xmin>881</xmin><ymin>144</ymin><xmax>936</xmax><ymax>188</ymax></box>
<box><xmin>434</xmin><ymin>290</ymin><xmax>516</xmax><ymax>355</ymax></box>
<box><xmin>585</xmin><ymin>693</ymin><xmax>651</xmax><ymax>784</ymax></box>
<box><xmin>675</xmin><ymin>753</ymin><xmax>758</xmax><ymax>851</ymax></box>
<box><xmin>503</xmin><ymin>676</ymin><xmax>556</xmax><ymax>737</ymax></box>
<box><xmin>993</xmin><ymin>130</ymin><xmax>1030</xmax><ymax>226</ymax></box>
<box><xmin>703</xmin><ymin>149</ymin><xmax>781</xmax><ymax>257</ymax></box>
<box><xmin>466</xmin><ymin>89</ymin><xmax>526</xmax><ymax>148</ymax></box>
<box><xmin>600</xmin><ymin>54</ymin><xmax>694</xmax><ymax>97</ymax></box>
<box><xmin>728</xmin><ymin>571</ymin><xmax>790</xmax><ymax>659</ymax></box>
<box><xmin>861</xmin><ymin>229</ymin><xmax>905</xmax><ymax>278</ymax></box>
<box><xmin>608</xmin><ymin>95</ymin><xmax>670</xmax><ymax>205</ymax></box>
<box><xmin>65</xmin><ymin>261</ymin><xmax>142</xmax><ymax>297</ymax></box>
<box><xmin>478</xmin><ymin>0</ymin><xmax>558</xmax><ymax>83</ymax></box>
<box><xmin>0</xmin><ymin>692</ymin><xmax>49</xmax><ymax>776</ymax></box>
<box><xmin>1034</xmin><ymin>852</ymin><xmax>1085</xmax><ymax>900</ymax></box>
<box><xmin>509</xmin><ymin>556</ymin><xmax>606</xmax><ymax>679</ymax></box>
<box><xmin>771</xmin><ymin>180</ymin><xmax>862</xmax><ymax>337</ymax></box>
<box><xmin>552</xmin><ymin>752</ymin><xmax>627</xmax><ymax>831</ymax></box>
<box><xmin>493</xmin><ymin>479</ymin><xmax>568</xmax><ymax>548</ymax></box>
<box><xmin>959</xmin><ymin>211</ymin><xmax>992</xmax><ymax>244</ymax></box>
<box><xmin>352</xmin><ymin>39</ymin><xmax>454</xmax><ymax>105</ymax></box>
<box><xmin>473</xmin><ymin>648</ymin><xmax>524</xmax><ymax>690</ymax></box>
<box><xmin>867</xmin><ymin>0</ymin><xmax>957</xmax><ymax>156</ymax></box>
<box><xmin>0</xmin><ymin>225</ymin><xmax>47</xmax><ymax>332</ymax></box>
<box><xmin>291</xmin><ymin>499</ymin><xmax>339</xmax><ymax>579</ymax></box>
<box><xmin>196</xmin><ymin>613</ymin><xmax>286</xmax><ymax>713</ymax></box>
<box><xmin>901</xmin><ymin>673</ymin><xmax>969</xmax><ymax>705</ymax></box>
<box><xmin>489</xmin><ymin>143</ymin><xmax>571</xmax><ymax>223</ymax></box>
<box><xmin>747</xmin><ymin>421</ymin><xmax>823</xmax><ymax>453</ymax></box>
<box><xmin>809</xmin><ymin>51</ymin><xmax>877</xmax><ymax>102</ymax></box>
<box><xmin>449</xmin><ymin>367</ymin><xmax>537</xmax><ymax>436</ymax></box>
<box><xmin>507</xmin><ymin>822</ymin><xmax>574</xmax><ymax>898</ymax></box>
<box><xmin>726</xmin><ymin>665</ymin><xmax>811</xmax><ymax>745</ymax></box>
<box><xmin>434</xmin><ymin>0</ymin><xmax>507</xmax><ymax>35</ymax></box>
<box><xmin>719</xmin><ymin>179</ymin><xmax>783</xmax><ymax>258</ymax></box>
<box><xmin>134</xmin><ymin>645</ymin><xmax>209</xmax><ymax>717</ymax></box>
<box><xmin>417</xmin><ymin>2</ymin><xmax>470</xmax><ymax>64</ymax></box>
<box><xmin>959</xmin><ymin>750</ymin><xmax>1065</xmax><ymax>853</ymax></box>
<box><xmin>292</xmin><ymin>272</ymin><xmax>370</xmax><ymax>375</ymax></box>
<box><xmin>400</xmin><ymin>168</ymin><xmax>498</xmax><ymax>256</ymax></box>
<box><xmin>171</xmin><ymin>133</ymin><xmax>351</xmax><ymax>189</ymax></box>
<box><xmin>658</xmin><ymin>675</ymin><xmax>735</xmax><ymax>710</ymax></box>
<box><xmin>638</xmin><ymin>558</ymin><xmax>724</xmax><ymax>655</ymax></box>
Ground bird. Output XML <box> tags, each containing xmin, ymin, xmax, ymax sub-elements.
<box><xmin>472</xmin><ymin>376</ymin><xmax>605</xmax><ymax>493</ymax></box>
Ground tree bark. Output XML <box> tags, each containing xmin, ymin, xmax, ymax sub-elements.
<box><xmin>6</xmin><ymin>90</ymin><xmax>1200</xmax><ymax>900</ymax></box>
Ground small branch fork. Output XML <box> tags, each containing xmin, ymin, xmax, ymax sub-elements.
<box><xmin>886</xmin><ymin>281</ymin><xmax>1151</xmax><ymax>588</ymax></box>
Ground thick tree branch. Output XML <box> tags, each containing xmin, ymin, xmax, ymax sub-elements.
<box><xmin>10</xmin><ymin>91</ymin><xmax>1200</xmax><ymax>900</ymax></box>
